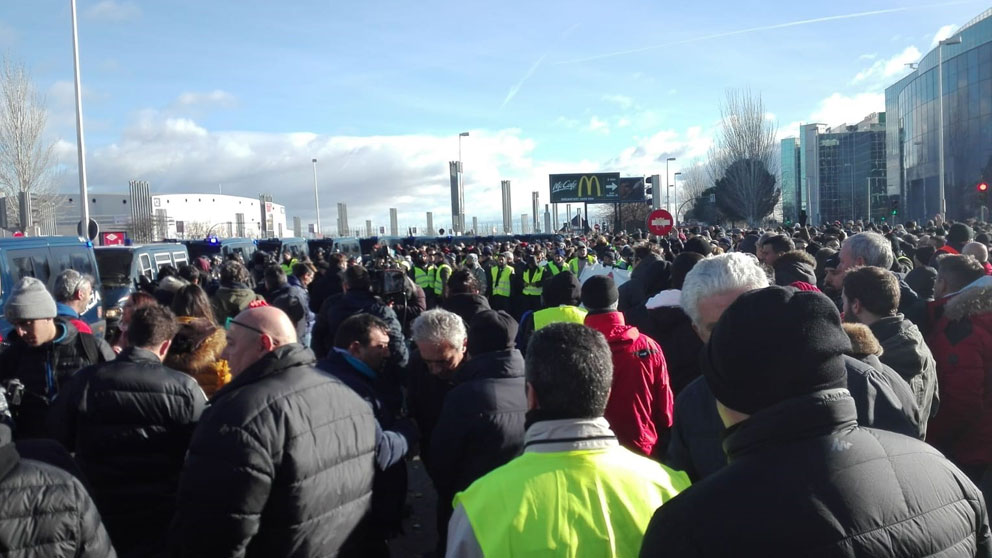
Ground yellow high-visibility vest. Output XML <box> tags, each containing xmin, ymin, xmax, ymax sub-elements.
<box><xmin>522</xmin><ymin>267</ymin><xmax>544</xmax><ymax>296</ymax></box>
<box><xmin>490</xmin><ymin>265</ymin><xmax>513</xmax><ymax>297</ymax></box>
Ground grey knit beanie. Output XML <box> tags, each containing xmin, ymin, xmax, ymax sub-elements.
<box><xmin>5</xmin><ymin>277</ymin><xmax>57</xmax><ymax>321</ymax></box>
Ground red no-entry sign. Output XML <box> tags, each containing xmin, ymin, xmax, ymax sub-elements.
<box><xmin>647</xmin><ymin>209</ymin><xmax>675</xmax><ymax>236</ymax></box>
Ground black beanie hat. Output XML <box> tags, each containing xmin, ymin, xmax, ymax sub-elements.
<box><xmin>581</xmin><ymin>275</ymin><xmax>619</xmax><ymax>311</ymax></box>
<box><xmin>683</xmin><ymin>236</ymin><xmax>713</xmax><ymax>257</ymax></box>
<box><xmin>948</xmin><ymin>223</ymin><xmax>974</xmax><ymax>245</ymax></box>
<box><xmin>468</xmin><ymin>310</ymin><xmax>518</xmax><ymax>356</ymax></box>
<box><xmin>642</xmin><ymin>260</ymin><xmax>672</xmax><ymax>298</ymax></box>
<box><xmin>544</xmin><ymin>271</ymin><xmax>582</xmax><ymax>307</ymax></box>
<box><xmin>702</xmin><ymin>286</ymin><xmax>850</xmax><ymax>415</ymax></box>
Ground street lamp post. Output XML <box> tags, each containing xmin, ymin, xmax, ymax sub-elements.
<box><xmin>457</xmin><ymin>132</ymin><xmax>469</xmax><ymax>233</ymax></box>
<box><xmin>672</xmin><ymin>172</ymin><xmax>682</xmax><ymax>222</ymax></box>
<box><xmin>938</xmin><ymin>36</ymin><xmax>962</xmax><ymax>219</ymax></box>
<box><xmin>70</xmin><ymin>0</ymin><xmax>90</xmax><ymax>235</ymax></box>
<box><xmin>312</xmin><ymin>158</ymin><xmax>320</xmax><ymax>237</ymax></box>
<box><xmin>665</xmin><ymin>157</ymin><xmax>676</xmax><ymax>213</ymax></box>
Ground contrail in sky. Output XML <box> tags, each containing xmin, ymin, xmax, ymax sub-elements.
<box><xmin>557</xmin><ymin>1</ymin><xmax>975</xmax><ymax>64</ymax></box>
<box><xmin>502</xmin><ymin>53</ymin><xmax>548</xmax><ymax>109</ymax></box>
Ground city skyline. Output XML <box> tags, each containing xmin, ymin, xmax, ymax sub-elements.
<box><xmin>2</xmin><ymin>0</ymin><xmax>982</xmax><ymax>233</ymax></box>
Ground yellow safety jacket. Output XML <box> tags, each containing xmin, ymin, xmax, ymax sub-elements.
<box><xmin>532</xmin><ymin>305</ymin><xmax>588</xmax><ymax>330</ymax></box>
<box><xmin>433</xmin><ymin>263</ymin><xmax>453</xmax><ymax>296</ymax></box>
<box><xmin>567</xmin><ymin>255</ymin><xmax>597</xmax><ymax>276</ymax></box>
<box><xmin>413</xmin><ymin>266</ymin><xmax>433</xmax><ymax>290</ymax></box>
<box><xmin>544</xmin><ymin>261</ymin><xmax>564</xmax><ymax>276</ymax></box>
<box><xmin>454</xmin><ymin>445</ymin><xmax>689</xmax><ymax>557</ymax></box>
<box><xmin>522</xmin><ymin>267</ymin><xmax>544</xmax><ymax>297</ymax></box>
<box><xmin>490</xmin><ymin>265</ymin><xmax>514</xmax><ymax>298</ymax></box>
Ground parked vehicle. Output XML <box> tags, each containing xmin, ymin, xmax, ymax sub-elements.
<box><xmin>256</xmin><ymin>237</ymin><xmax>309</xmax><ymax>260</ymax></box>
<box><xmin>94</xmin><ymin>243</ymin><xmax>189</xmax><ymax>328</ymax></box>
<box><xmin>0</xmin><ymin>236</ymin><xmax>105</xmax><ymax>336</ymax></box>
<box><xmin>184</xmin><ymin>237</ymin><xmax>257</xmax><ymax>263</ymax></box>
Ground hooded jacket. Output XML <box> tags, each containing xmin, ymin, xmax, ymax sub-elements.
<box><xmin>772</xmin><ymin>250</ymin><xmax>817</xmax><ymax>286</ymax></box>
<box><xmin>926</xmin><ymin>277</ymin><xmax>992</xmax><ymax>466</ymax></box>
<box><xmin>584</xmin><ymin>312</ymin><xmax>673</xmax><ymax>456</ymax></box>
<box><xmin>312</xmin><ymin>290</ymin><xmax>408</xmax><ymax>366</ymax></box>
<box><xmin>869</xmin><ymin>314</ymin><xmax>939</xmax><ymax>430</ymax></box>
<box><xmin>0</xmin><ymin>319</ymin><xmax>114</xmax><ymax>439</ymax></box>
<box><xmin>625</xmin><ymin>289</ymin><xmax>703</xmax><ymax>397</ymax></box>
<box><xmin>48</xmin><ymin>347</ymin><xmax>204</xmax><ymax>557</ymax></box>
<box><xmin>617</xmin><ymin>253</ymin><xmax>660</xmax><ymax>312</ymax></box>
<box><xmin>165</xmin><ymin>317</ymin><xmax>231</xmax><ymax>397</ymax></box>
<box><xmin>210</xmin><ymin>285</ymin><xmax>264</xmax><ymax>324</ymax></box>
<box><xmin>641</xmin><ymin>390</ymin><xmax>991</xmax><ymax>557</ymax></box>
<box><xmin>442</xmin><ymin>293</ymin><xmax>491</xmax><ymax>326</ymax></box>
<box><xmin>170</xmin><ymin>344</ymin><xmax>376</xmax><ymax>558</ymax></box>
<box><xmin>666</xmin><ymin>355</ymin><xmax>924</xmax><ymax>481</ymax></box>
<box><xmin>0</xmin><ymin>424</ymin><xmax>117</xmax><ymax>558</ymax></box>
<box><xmin>429</xmin><ymin>349</ymin><xmax>527</xmax><ymax>515</ymax></box>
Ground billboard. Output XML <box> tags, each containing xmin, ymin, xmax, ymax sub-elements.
<box><xmin>549</xmin><ymin>173</ymin><xmax>643</xmax><ymax>203</ymax></box>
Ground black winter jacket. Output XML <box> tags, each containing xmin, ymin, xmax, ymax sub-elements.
<box><xmin>171</xmin><ymin>344</ymin><xmax>376</xmax><ymax>558</ymax></box>
<box><xmin>0</xmin><ymin>319</ymin><xmax>114</xmax><ymax>439</ymax></box>
<box><xmin>406</xmin><ymin>349</ymin><xmax>457</xmax><ymax>470</ymax></box>
<box><xmin>442</xmin><ymin>293</ymin><xmax>491</xmax><ymax>326</ymax></box>
<box><xmin>308</xmin><ymin>269</ymin><xmax>343</xmax><ymax>314</ymax></box>
<box><xmin>312</xmin><ymin>291</ymin><xmax>409</xmax><ymax>366</ymax></box>
<box><xmin>869</xmin><ymin>313</ymin><xmax>939</xmax><ymax>429</ymax></box>
<box><xmin>666</xmin><ymin>356</ymin><xmax>923</xmax><ymax>481</ymax></box>
<box><xmin>49</xmin><ymin>348</ymin><xmax>204</xmax><ymax>557</ymax></box>
<box><xmin>429</xmin><ymin>349</ymin><xmax>527</xmax><ymax>513</ymax></box>
<box><xmin>624</xmin><ymin>291</ymin><xmax>702</xmax><ymax>396</ymax></box>
<box><xmin>0</xmin><ymin>424</ymin><xmax>116</xmax><ymax>558</ymax></box>
<box><xmin>642</xmin><ymin>390</ymin><xmax>992</xmax><ymax>557</ymax></box>
<box><xmin>617</xmin><ymin>254</ymin><xmax>660</xmax><ymax>312</ymax></box>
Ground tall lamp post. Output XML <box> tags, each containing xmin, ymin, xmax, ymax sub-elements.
<box><xmin>457</xmin><ymin>132</ymin><xmax>469</xmax><ymax>233</ymax></box>
<box><xmin>312</xmin><ymin>158</ymin><xmax>320</xmax><ymax>237</ymax></box>
<box><xmin>70</xmin><ymin>0</ymin><xmax>90</xmax><ymax>235</ymax></box>
<box><xmin>672</xmin><ymin>172</ymin><xmax>682</xmax><ymax>222</ymax></box>
<box><xmin>665</xmin><ymin>157</ymin><xmax>676</xmax><ymax>213</ymax></box>
<box><xmin>937</xmin><ymin>36</ymin><xmax>962</xmax><ymax>218</ymax></box>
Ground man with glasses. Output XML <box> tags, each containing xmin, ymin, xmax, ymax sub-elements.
<box><xmin>0</xmin><ymin>277</ymin><xmax>114</xmax><ymax>439</ymax></box>
<box><xmin>171</xmin><ymin>306</ymin><xmax>377</xmax><ymax>557</ymax></box>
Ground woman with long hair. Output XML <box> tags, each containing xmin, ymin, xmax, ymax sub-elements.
<box><xmin>166</xmin><ymin>285</ymin><xmax>230</xmax><ymax>397</ymax></box>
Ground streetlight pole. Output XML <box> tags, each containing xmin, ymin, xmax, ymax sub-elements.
<box><xmin>70</xmin><ymin>0</ymin><xmax>90</xmax><ymax>235</ymax></box>
<box><xmin>938</xmin><ymin>36</ymin><xmax>962</xmax><ymax>219</ymax></box>
<box><xmin>457</xmin><ymin>132</ymin><xmax>469</xmax><ymax>233</ymax></box>
<box><xmin>311</xmin><ymin>158</ymin><xmax>320</xmax><ymax>237</ymax></box>
<box><xmin>672</xmin><ymin>172</ymin><xmax>682</xmax><ymax>222</ymax></box>
<box><xmin>665</xmin><ymin>157</ymin><xmax>676</xmax><ymax>213</ymax></box>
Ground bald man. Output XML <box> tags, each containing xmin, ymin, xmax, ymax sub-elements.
<box><xmin>171</xmin><ymin>306</ymin><xmax>377</xmax><ymax>557</ymax></box>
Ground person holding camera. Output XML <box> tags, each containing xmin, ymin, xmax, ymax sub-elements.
<box><xmin>0</xmin><ymin>278</ymin><xmax>114</xmax><ymax>440</ymax></box>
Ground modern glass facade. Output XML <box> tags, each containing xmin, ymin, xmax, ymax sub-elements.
<box><xmin>885</xmin><ymin>8</ymin><xmax>992</xmax><ymax>221</ymax></box>
<box><xmin>780</xmin><ymin>138</ymin><xmax>802</xmax><ymax>223</ymax></box>
<box><xmin>815</xmin><ymin>127</ymin><xmax>887</xmax><ymax>224</ymax></box>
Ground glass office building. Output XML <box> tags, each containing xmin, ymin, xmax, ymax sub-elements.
<box><xmin>885</xmin><ymin>8</ymin><xmax>992</xmax><ymax>221</ymax></box>
<box><xmin>780</xmin><ymin>138</ymin><xmax>802</xmax><ymax>223</ymax></box>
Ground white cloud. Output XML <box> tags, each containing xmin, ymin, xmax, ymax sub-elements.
<box><xmin>851</xmin><ymin>46</ymin><xmax>921</xmax><ymax>86</ymax></box>
<box><xmin>173</xmin><ymin>90</ymin><xmax>236</xmax><ymax>108</ymax></box>
<box><xmin>859</xmin><ymin>53</ymin><xmax>878</xmax><ymax>61</ymax></box>
<box><xmin>809</xmin><ymin>92</ymin><xmax>884</xmax><ymax>128</ymax></box>
<box><xmin>617</xmin><ymin>117</ymin><xmax>631</xmax><ymax>128</ymax></box>
<box><xmin>588</xmin><ymin>116</ymin><xmax>610</xmax><ymax>134</ymax></box>
<box><xmin>85</xmin><ymin>0</ymin><xmax>141</xmax><ymax>22</ymax></box>
<box><xmin>602</xmin><ymin>94</ymin><xmax>634</xmax><ymax>109</ymax></box>
<box><xmin>931</xmin><ymin>24</ymin><xmax>959</xmax><ymax>48</ymax></box>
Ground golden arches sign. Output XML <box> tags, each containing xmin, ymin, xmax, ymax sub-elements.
<box><xmin>577</xmin><ymin>175</ymin><xmax>602</xmax><ymax>198</ymax></box>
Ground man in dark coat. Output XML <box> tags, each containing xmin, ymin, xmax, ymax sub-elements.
<box><xmin>264</xmin><ymin>264</ymin><xmax>314</xmax><ymax>346</ymax></box>
<box><xmin>429</xmin><ymin>310</ymin><xmax>527</xmax><ymax>554</ymax></box>
<box><xmin>308</xmin><ymin>253</ymin><xmax>346</xmax><ymax>313</ymax></box>
<box><xmin>641</xmin><ymin>287</ymin><xmax>992</xmax><ymax>557</ymax></box>
<box><xmin>312</xmin><ymin>265</ymin><xmax>408</xmax><ymax>367</ymax></box>
<box><xmin>171</xmin><ymin>306</ymin><xmax>376</xmax><ymax>558</ymax></box>
<box><xmin>0</xmin><ymin>277</ymin><xmax>114</xmax><ymax>440</ymax></box>
<box><xmin>49</xmin><ymin>305</ymin><xmax>205</xmax><ymax>558</ymax></box>
<box><xmin>441</xmin><ymin>269</ymin><xmax>491</xmax><ymax>326</ymax></box>
<box><xmin>617</xmin><ymin>248</ymin><xmax>660</xmax><ymax>312</ymax></box>
<box><xmin>318</xmin><ymin>314</ymin><xmax>418</xmax><ymax>555</ymax></box>
<box><xmin>0</xmin><ymin>399</ymin><xmax>116</xmax><ymax>558</ymax></box>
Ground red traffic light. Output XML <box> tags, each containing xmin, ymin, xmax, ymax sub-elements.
<box><xmin>979</xmin><ymin>182</ymin><xmax>989</xmax><ymax>192</ymax></box>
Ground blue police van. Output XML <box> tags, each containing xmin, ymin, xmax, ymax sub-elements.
<box><xmin>184</xmin><ymin>237</ymin><xmax>257</xmax><ymax>263</ymax></box>
<box><xmin>0</xmin><ymin>236</ymin><xmax>105</xmax><ymax>336</ymax></box>
<box><xmin>94</xmin><ymin>243</ymin><xmax>189</xmax><ymax>326</ymax></box>
<box><xmin>256</xmin><ymin>237</ymin><xmax>309</xmax><ymax>260</ymax></box>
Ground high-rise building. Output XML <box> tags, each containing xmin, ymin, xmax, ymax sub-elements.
<box><xmin>885</xmin><ymin>8</ymin><xmax>991</xmax><ymax>221</ymax></box>
<box><xmin>449</xmin><ymin>161</ymin><xmax>464</xmax><ymax>234</ymax></box>
<box><xmin>791</xmin><ymin>115</ymin><xmax>887</xmax><ymax>224</ymax></box>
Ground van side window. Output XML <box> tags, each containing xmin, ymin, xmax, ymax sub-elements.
<box><xmin>173</xmin><ymin>251</ymin><xmax>188</xmax><ymax>266</ymax></box>
<box><xmin>154</xmin><ymin>252</ymin><xmax>172</xmax><ymax>271</ymax></box>
<box><xmin>9</xmin><ymin>250</ymin><xmax>51</xmax><ymax>285</ymax></box>
<box><xmin>139</xmin><ymin>254</ymin><xmax>153</xmax><ymax>278</ymax></box>
<box><xmin>52</xmin><ymin>246</ymin><xmax>96</xmax><ymax>278</ymax></box>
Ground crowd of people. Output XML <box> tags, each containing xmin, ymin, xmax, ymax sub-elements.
<box><xmin>0</xmin><ymin>215</ymin><xmax>991</xmax><ymax>557</ymax></box>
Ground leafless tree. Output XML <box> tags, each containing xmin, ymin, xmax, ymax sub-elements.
<box><xmin>183</xmin><ymin>220</ymin><xmax>212</xmax><ymax>239</ymax></box>
<box><xmin>0</xmin><ymin>58</ymin><xmax>61</xmax><ymax>229</ymax></box>
<box><xmin>708</xmin><ymin>88</ymin><xmax>780</xmax><ymax>225</ymax></box>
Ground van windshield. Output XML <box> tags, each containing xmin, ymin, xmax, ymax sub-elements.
<box><xmin>94</xmin><ymin>251</ymin><xmax>133</xmax><ymax>285</ymax></box>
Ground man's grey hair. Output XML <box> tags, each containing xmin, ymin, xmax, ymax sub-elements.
<box><xmin>53</xmin><ymin>269</ymin><xmax>93</xmax><ymax>303</ymax></box>
<box><xmin>963</xmin><ymin>241</ymin><xmax>990</xmax><ymax>264</ymax></box>
<box><xmin>843</xmin><ymin>232</ymin><xmax>894</xmax><ymax>269</ymax></box>
<box><xmin>411</xmin><ymin>308</ymin><xmax>467</xmax><ymax>348</ymax></box>
<box><xmin>681</xmin><ymin>253</ymin><xmax>771</xmax><ymax>328</ymax></box>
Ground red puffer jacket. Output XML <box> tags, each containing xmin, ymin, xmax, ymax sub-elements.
<box><xmin>925</xmin><ymin>277</ymin><xmax>992</xmax><ymax>466</ymax></box>
<box><xmin>584</xmin><ymin>312</ymin><xmax>674</xmax><ymax>456</ymax></box>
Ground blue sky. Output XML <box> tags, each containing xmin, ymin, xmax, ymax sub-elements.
<box><xmin>1</xmin><ymin>0</ymin><xmax>983</xmax><ymax>233</ymax></box>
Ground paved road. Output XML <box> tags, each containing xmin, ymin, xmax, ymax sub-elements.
<box><xmin>390</xmin><ymin>457</ymin><xmax>440</xmax><ymax>557</ymax></box>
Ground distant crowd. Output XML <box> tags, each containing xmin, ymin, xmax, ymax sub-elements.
<box><xmin>0</xmin><ymin>215</ymin><xmax>990</xmax><ymax>557</ymax></box>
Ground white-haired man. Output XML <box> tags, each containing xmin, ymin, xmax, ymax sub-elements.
<box><xmin>665</xmin><ymin>253</ymin><xmax>921</xmax><ymax>481</ymax></box>
<box><xmin>828</xmin><ymin>232</ymin><xmax>924</xmax><ymax>323</ymax></box>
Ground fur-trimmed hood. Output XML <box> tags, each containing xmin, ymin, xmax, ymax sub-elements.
<box><xmin>945</xmin><ymin>276</ymin><xmax>992</xmax><ymax>321</ymax></box>
<box><xmin>165</xmin><ymin>316</ymin><xmax>231</xmax><ymax>396</ymax></box>
<box><xmin>842</xmin><ymin>323</ymin><xmax>883</xmax><ymax>359</ymax></box>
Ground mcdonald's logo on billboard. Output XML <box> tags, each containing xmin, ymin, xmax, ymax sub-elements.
<box><xmin>549</xmin><ymin>172</ymin><xmax>620</xmax><ymax>203</ymax></box>
<box><xmin>577</xmin><ymin>175</ymin><xmax>602</xmax><ymax>198</ymax></box>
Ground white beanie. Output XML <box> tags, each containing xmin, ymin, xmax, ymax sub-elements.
<box><xmin>5</xmin><ymin>277</ymin><xmax>57</xmax><ymax>322</ymax></box>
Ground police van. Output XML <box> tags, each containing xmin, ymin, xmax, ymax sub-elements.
<box><xmin>184</xmin><ymin>237</ymin><xmax>257</xmax><ymax>263</ymax></box>
<box><xmin>257</xmin><ymin>237</ymin><xmax>309</xmax><ymax>260</ymax></box>
<box><xmin>0</xmin><ymin>236</ymin><xmax>105</xmax><ymax>336</ymax></box>
<box><xmin>94</xmin><ymin>243</ymin><xmax>189</xmax><ymax>326</ymax></box>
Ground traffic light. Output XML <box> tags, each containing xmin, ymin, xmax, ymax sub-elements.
<box><xmin>891</xmin><ymin>198</ymin><xmax>899</xmax><ymax>216</ymax></box>
<box><xmin>978</xmin><ymin>182</ymin><xmax>988</xmax><ymax>194</ymax></box>
<box><xmin>645</xmin><ymin>175</ymin><xmax>654</xmax><ymax>197</ymax></box>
